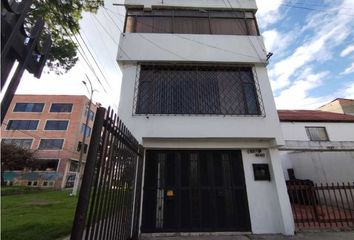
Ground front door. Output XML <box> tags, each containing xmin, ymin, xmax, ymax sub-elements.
<box><xmin>141</xmin><ymin>150</ymin><xmax>251</xmax><ymax>232</ymax></box>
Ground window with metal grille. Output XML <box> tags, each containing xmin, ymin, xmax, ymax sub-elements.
<box><xmin>305</xmin><ymin>127</ymin><xmax>329</xmax><ymax>141</ymax></box>
<box><xmin>38</xmin><ymin>139</ymin><xmax>64</xmax><ymax>150</ymax></box>
<box><xmin>50</xmin><ymin>103</ymin><xmax>73</xmax><ymax>112</ymax></box>
<box><xmin>6</xmin><ymin>120</ymin><xmax>39</xmax><ymax>130</ymax></box>
<box><xmin>125</xmin><ymin>9</ymin><xmax>259</xmax><ymax>36</ymax></box>
<box><xmin>14</xmin><ymin>103</ymin><xmax>44</xmax><ymax>112</ymax></box>
<box><xmin>44</xmin><ymin>120</ymin><xmax>69</xmax><ymax>130</ymax></box>
<box><xmin>135</xmin><ymin>65</ymin><xmax>263</xmax><ymax>115</ymax></box>
<box><xmin>2</xmin><ymin>138</ymin><xmax>33</xmax><ymax>149</ymax></box>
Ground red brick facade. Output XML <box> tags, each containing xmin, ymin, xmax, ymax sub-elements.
<box><xmin>1</xmin><ymin>95</ymin><xmax>97</xmax><ymax>188</ymax></box>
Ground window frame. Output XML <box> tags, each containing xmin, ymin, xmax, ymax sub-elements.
<box><xmin>35</xmin><ymin>158</ymin><xmax>60</xmax><ymax>171</ymax></box>
<box><xmin>305</xmin><ymin>126</ymin><xmax>330</xmax><ymax>141</ymax></box>
<box><xmin>85</xmin><ymin>109</ymin><xmax>95</xmax><ymax>121</ymax></box>
<box><xmin>80</xmin><ymin>123</ymin><xmax>92</xmax><ymax>137</ymax></box>
<box><xmin>44</xmin><ymin>119</ymin><xmax>69</xmax><ymax>131</ymax></box>
<box><xmin>1</xmin><ymin>138</ymin><xmax>34</xmax><ymax>149</ymax></box>
<box><xmin>5</xmin><ymin>119</ymin><xmax>39</xmax><ymax>131</ymax></box>
<box><xmin>133</xmin><ymin>64</ymin><xmax>264</xmax><ymax>116</ymax></box>
<box><xmin>38</xmin><ymin>138</ymin><xmax>65</xmax><ymax>150</ymax></box>
<box><xmin>49</xmin><ymin>103</ymin><xmax>73</xmax><ymax>113</ymax></box>
<box><xmin>13</xmin><ymin>103</ymin><xmax>45</xmax><ymax>113</ymax></box>
<box><xmin>124</xmin><ymin>8</ymin><xmax>260</xmax><ymax>36</ymax></box>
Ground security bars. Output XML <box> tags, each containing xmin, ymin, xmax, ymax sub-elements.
<box><xmin>133</xmin><ymin>64</ymin><xmax>265</xmax><ymax>116</ymax></box>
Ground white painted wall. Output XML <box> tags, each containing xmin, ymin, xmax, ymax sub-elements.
<box><xmin>280</xmin><ymin>122</ymin><xmax>354</xmax><ymax>184</ymax></box>
<box><xmin>117</xmin><ymin>64</ymin><xmax>284</xmax><ymax>145</ymax></box>
<box><xmin>118</xmin><ymin>34</ymin><xmax>267</xmax><ymax>64</ymax></box>
<box><xmin>280</xmin><ymin>122</ymin><xmax>354</xmax><ymax>141</ymax></box>
<box><xmin>124</xmin><ymin>0</ymin><xmax>257</xmax><ymax>10</ymax></box>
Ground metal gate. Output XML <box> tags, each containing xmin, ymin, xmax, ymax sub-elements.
<box><xmin>71</xmin><ymin>107</ymin><xmax>144</xmax><ymax>240</ymax></box>
<box><xmin>142</xmin><ymin>150</ymin><xmax>251</xmax><ymax>232</ymax></box>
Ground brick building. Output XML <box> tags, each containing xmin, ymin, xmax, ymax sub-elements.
<box><xmin>1</xmin><ymin>94</ymin><xmax>97</xmax><ymax>188</ymax></box>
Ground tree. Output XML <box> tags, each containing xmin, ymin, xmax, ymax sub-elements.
<box><xmin>26</xmin><ymin>0</ymin><xmax>104</xmax><ymax>74</ymax></box>
<box><xmin>1</xmin><ymin>142</ymin><xmax>39</xmax><ymax>185</ymax></box>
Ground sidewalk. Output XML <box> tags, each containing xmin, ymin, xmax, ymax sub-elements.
<box><xmin>141</xmin><ymin>232</ymin><xmax>354</xmax><ymax>240</ymax></box>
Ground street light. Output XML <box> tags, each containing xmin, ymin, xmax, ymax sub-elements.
<box><xmin>71</xmin><ymin>75</ymin><xmax>97</xmax><ymax>196</ymax></box>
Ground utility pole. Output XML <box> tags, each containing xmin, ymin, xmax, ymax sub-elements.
<box><xmin>71</xmin><ymin>75</ymin><xmax>96</xmax><ymax>196</ymax></box>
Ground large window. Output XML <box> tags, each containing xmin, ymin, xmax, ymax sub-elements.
<box><xmin>125</xmin><ymin>9</ymin><xmax>259</xmax><ymax>36</ymax></box>
<box><xmin>81</xmin><ymin>124</ymin><xmax>91</xmax><ymax>137</ymax></box>
<box><xmin>38</xmin><ymin>139</ymin><xmax>64</xmax><ymax>150</ymax></box>
<box><xmin>85</xmin><ymin>109</ymin><xmax>95</xmax><ymax>121</ymax></box>
<box><xmin>306</xmin><ymin>127</ymin><xmax>329</xmax><ymax>141</ymax></box>
<box><xmin>44</xmin><ymin>120</ymin><xmax>69</xmax><ymax>130</ymax></box>
<box><xmin>135</xmin><ymin>65</ymin><xmax>261</xmax><ymax>115</ymax></box>
<box><xmin>2</xmin><ymin>138</ymin><xmax>33</xmax><ymax>149</ymax></box>
<box><xmin>50</xmin><ymin>103</ymin><xmax>73</xmax><ymax>112</ymax></box>
<box><xmin>35</xmin><ymin>159</ymin><xmax>59</xmax><ymax>171</ymax></box>
<box><xmin>6</xmin><ymin>120</ymin><xmax>39</xmax><ymax>130</ymax></box>
<box><xmin>77</xmin><ymin>141</ymin><xmax>88</xmax><ymax>153</ymax></box>
<box><xmin>14</xmin><ymin>103</ymin><xmax>44</xmax><ymax>112</ymax></box>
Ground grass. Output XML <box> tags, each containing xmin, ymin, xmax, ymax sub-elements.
<box><xmin>1</xmin><ymin>188</ymin><xmax>78</xmax><ymax>240</ymax></box>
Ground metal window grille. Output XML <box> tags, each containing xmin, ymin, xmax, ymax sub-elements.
<box><xmin>133</xmin><ymin>64</ymin><xmax>265</xmax><ymax>116</ymax></box>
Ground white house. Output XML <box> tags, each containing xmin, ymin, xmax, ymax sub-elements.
<box><xmin>278</xmin><ymin>110</ymin><xmax>354</xmax><ymax>184</ymax></box>
<box><xmin>117</xmin><ymin>0</ymin><xmax>294</xmax><ymax>236</ymax></box>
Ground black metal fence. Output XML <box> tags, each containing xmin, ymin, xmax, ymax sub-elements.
<box><xmin>71</xmin><ymin>107</ymin><xmax>144</xmax><ymax>240</ymax></box>
<box><xmin>287</xmin><ymin>181</ymin><xmax>354</xmax><ymax>229</ymax></box>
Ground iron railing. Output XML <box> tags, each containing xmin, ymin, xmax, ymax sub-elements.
<box><xmin>133</xmin><ymin>64</ymin><xmax>265</xmax><ymax>116</ymax></box>
<box><xmin>287</xmin><ymin>181</ymin><xmax>354</xmax><ymax>230</ymax></box>
<box><xmin>71</xmin><ymin>107</ymin><xmax>144</xmax><ymax>240</ymax></box>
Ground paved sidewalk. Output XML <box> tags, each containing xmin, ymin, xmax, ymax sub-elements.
<box><xmin>141</xmin><ymin>232</ymin><xmax>354</xmax><ymax>240</ymax></box>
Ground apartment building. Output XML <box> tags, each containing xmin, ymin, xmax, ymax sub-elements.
<box><xmin>1</xmin><ymin>94</ymin><xmax>97</xmax><ymax>188</ymax></box>
<box><xmin>117</xmin><ymin>0</ymin><xmax>294</xmax><ymax>235</ymax></box>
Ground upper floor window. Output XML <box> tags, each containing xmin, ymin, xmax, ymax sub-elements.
<box><xmin>50</xmin><ymin>103</ymin><xmax>73</xmax><ymax>113</ymax></box>
<box><xmin>14</xmin><ymin>103</ymin><xmax>44</xmax><ymax>112</ymax></box>
<box><xmin>2</xmin><ymin>138</ymin><xmax>33</xmax><ymax>149</ymax></box>
<box><xmin>305</xmin><ymin>127</ymin><xmax>329</xmax><ymax>141</ymax></box>
<box><xmin>6</xmin><ymin>120</ymin><xmax>39</xmax><ymax>130</ymax></box>
<box><xmin>44</xmin><ymin>120</ymin><xmax>69</xmax><ymax>130</ymax></box>
<box><xmin>125</xmin><ymin>9</ymin><xmax>259</xmax><ymax>36</ymax></box>
<box><xmin>77</xmin><ymin>141</ymin><xmax>88</xmax><ymax>153</ymax></box>
<box><xmin>38</xmin><ymin>139</ymin><xmax>64</xmax><ymax>150</ymax></box>
<box><xmin>135</xmin><ymin>65</ymin><xmax>262</xmax><ymax>115</ymax></box>
<box><xmin>81</xmin><ymin>124</ymin><xmax>92</xmax><ymax>137</ymax></box>
<box><xmin>85</xmin><ymin>109</ymin><xmax>95</xmax><ymax>121</ymax></box>
<box><xmin>35</xmin><ymin>159</ymin><xmax>59</xmax><ymax>171</ymax></box>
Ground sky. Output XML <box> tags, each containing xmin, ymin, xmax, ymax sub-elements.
<box><xmin>11</xmin><ymin>0</ymin><xmax>354</xmax><ymax>110</ymax></box>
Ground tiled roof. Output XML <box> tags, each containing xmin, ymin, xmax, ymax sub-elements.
<box><xmin>278</xmin><ymin>110</ymin><xmax>354</xmax><ymax>122</ymax></box>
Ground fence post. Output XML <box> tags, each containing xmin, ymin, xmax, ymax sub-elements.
<box><xmin>70</xmin><ymin>107</ymin><xmax>106</xmax><ymax>240</ymax></box>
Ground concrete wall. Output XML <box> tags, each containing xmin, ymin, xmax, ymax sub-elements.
<box><xmin>281</xmin><ymin>122</ymin><xmax>354</xmax><ymax>141</ymax></box>
<box><xmin>124</xmin><ymin>0</ymin><xmax>257</xmax><ymax>11</ymax></box>
<box><xmin>118</xmin><ymin>34</ymin><xmax>267</xmax><ymax>64</ymax></box>
<box><xmin>280</xmin><ymin>122</ymin><xmax>354</xmax><ymax>184</ymax></box>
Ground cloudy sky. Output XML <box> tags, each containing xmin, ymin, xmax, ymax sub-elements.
<box><xmin>13</xmin><ymin>0</ymin><xmax>354</xmax><ymax>110</ymax></box>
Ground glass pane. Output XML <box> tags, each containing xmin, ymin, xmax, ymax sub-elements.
<box><xmin>174</xmin><ymin>17</ymin><xmax>210</xmax><ymax>34</ymax></box>
<box><xmin>153</xmin><ymin>16</ymin><xmax>172</xmax><ymax>33</ymax></box>
<box><xmin>50</xmin><ymin>103</ymin><xmax>73</xmax><ymax>112</ymax></box>
<box><xmin>125</xmin><ymin>16</ymin><xmax>136</xmax><ymax>32</ymax></box>
<box><xmin>136</xmin><ymin>16</ymin><xmax>153</xmax><ymax>32</ymax></box>
<box><xmin>45</xmin><ymin>120</ymin><xmax>68</xmax><ymax>130</ymax></box>
<box><xmin>244</xmin><ymin>84</ymin><xmax>259</xmax><ymax>115</ymax></box>
<box><xmin>211</xmin><ymin>18</ymin><xmax>247</xmax><ymax>35</ymax></box>
<box><xmin>210</xmin><ymin>11</ymin><xmax>244</xmax><ymax>18</ymax></box>
<box><xmin>246</xmin><ymin>19</ymin><xmax>258</xmax><ymax>35</ymax></box>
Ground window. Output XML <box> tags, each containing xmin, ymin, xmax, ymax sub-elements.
<box><xmin>77</xmin><ymin>141</ymin><xmax>88</xmax><ymax>153</ymax></box>
<box><xmin>85</xmin><ymin>109</ymin><xmax>95</xmax><ymax>121</ymax></box>
<box><xmin>38</xmin><ymin>139</ymin><xmax>64</xmax><ymax>150</ymax></box>
<box><xmin>44</xmin><ymin>120</ymin><xmax>69</xmax><ymax>130</ymax></box>
<box><xmin>2</xmin><ymin>138</ymin><xmax>33</xmax><ymax>149</ymax></box>
<box><xmin>125</xmin><ymin>9</ymin><xmax>259</xmax><ymax>36</ymax></box>
<box><xmin>6</xmin><ymin>120</ymin><xmax>39</xmax><ymax>130</ymax></box>
<box><xmin>135</xmin><ymin>65</ymin><xmax>262</xmax><ymax>115</ymax></box>
<box><xmin>69</xmin><ymin>161</ymin><xmax>79</xmax><ymax>172</ymax></box>
<box><xmin>34</xmin><ymin>159</ymin><xmax>59</xmax><ymax>171</ymax></box>
<box><xmin>14</xmin><ymin>103</ymin><xmax>44</xmax><ymax>112</ymax></box>
<box><xmin>50</xmin><ymin>103</ymin><xmax>73</xmax><ymax>112</ymax></box>
<box><xmin>81</xmin><ymin>124</ymin><xmax>91</xmax><ymax>137</ymax></box>
<box><xmin>306</xmin><ymin>127</ymin><xmax>329</xmax><ymax>141</ymax></box>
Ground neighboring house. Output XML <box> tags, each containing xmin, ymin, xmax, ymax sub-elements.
<box><xmin>1</xmin><ymin>94</ymin><xmax>97</xmax><ymax>188</ymax></box>
<box><xmin>318</xmin><ymin>98</ymin><xmax>354</xmax><ymax>115</ymax></box>
<box><xmin>117</xmin><ymin>0</ymin><xmax>294</xmax><ymax>236</ymax></box>
<box><xmin>278</xmin><ymin>110</ymin><xmax>354</xmax><ymax>184</ymax></box>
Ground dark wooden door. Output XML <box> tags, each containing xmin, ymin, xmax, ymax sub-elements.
<box><xmin>141</xmin><ymin>150</ymin><xmax>251</xmax><ymax>232</ymax></box>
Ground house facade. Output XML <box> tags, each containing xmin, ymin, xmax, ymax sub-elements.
<box><xmin>1</xmin><ymin>94</ymin><xmax>97</xmax><ymax>188</ymax></box>
<box><xmin>278</xmin><ymin>110</ymin><xmax>354</xmax><ymax>184</ymax></box>
<box><xmin>117</xmin><ymin>0</ymin><xmax>294</xmax><ymax>235</ymax></box>
<box><xmin>318</xmin><ymin>98</ymin><xmax>354</xmax><ymax>115</ymax></box>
